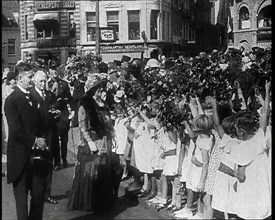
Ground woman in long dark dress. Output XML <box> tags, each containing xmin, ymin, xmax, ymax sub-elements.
<box><xmin>68</xmin><ymin>74</ymin><xmax>122</xmax><ymax>213</ymax></box>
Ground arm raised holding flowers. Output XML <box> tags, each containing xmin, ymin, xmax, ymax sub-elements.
<box><xmin>205</xmin><ymin>96</ymin><xmax>224</xmax><ymax>139</ymax></box>
<box><xmin>260</xmin><ymin>80</ymin><xmax>271</xmax><ymax>134</ymax></box>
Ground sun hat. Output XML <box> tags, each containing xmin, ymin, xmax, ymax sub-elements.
<box><xmin>85</xmin><ymin>73</ymin><xmax>108</xmax><ymax>91</ymax></box>
<box><xmin>144</xmin><ymin>58</ymin><xmax>160</xmax><ymax>70</ymax></box>
<box><xmin>108</xmin><ymin>62</ymin><xmax>119</xmax><ymax>74</ymax></box>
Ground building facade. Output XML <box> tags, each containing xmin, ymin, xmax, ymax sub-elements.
<box><xmin>2</xmin><ymin>0</ymin><xmax>21</xmax><ymax>70</ymax></box>
<box><xmin>230</xmin><ymin>0</ymin><xmax>272</xmax><ymax>52</ymax></box>
<box><xmin>19</xmin><ymin>0</ymin><xmax>220</xmax><ymax>65</ymax></box>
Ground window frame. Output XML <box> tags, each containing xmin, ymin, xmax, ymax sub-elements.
<box><xmin>128</xmin><ymin>10</ymin><xmax>141</xmax><ymax>41</ymax></box>
<box><xmin>239</xmin><ymin>7</ymin><xmax>251</xmax><ymax>30</ymax></box>
<box><xmin>8</xmin><ymin>39</ymin><xmax>16</xmax><ymax>55</ymax></box>
<box><xmin>150</xmin><ymin>10</ymin><xmax>159</xmax><ymax>40</ymax></box>
<box><xmin>68</xmin><ymin>11</ymin><xmax>75</xmax><ymax>38</ymax></box>
<box><xmin>24</xmin><ymin>15</ymin><xmax>28</xmax><ymax>40</ymax></box>
<box><xmin>86</xmin><ymin>11</ymin><xmax>96</xmax><ymax>42</ymax></box>
<box><xmin>106</xmin><ymin>10</ymin><xmax>119</xmax><ymax>40</ymax></box>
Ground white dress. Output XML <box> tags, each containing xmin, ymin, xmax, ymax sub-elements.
<box><xmin>133</xmin><ymin>121</ymin><xmax>154</xmax><ymax>174</ymax></box>
<box><xmin>151</xmin><ymin>122</ymin><xmax>165</xmax><ymax>171</ymax></box>
<box><xmin>162</xmin><ymin>131</ymin><xmax>181</xmax><ymax>176</ymax></box>
<box><xmin>186</xmin><ymin>135</ymin><xmax>213</xmax><ymax>192</ymax></box>
<box><xmin>232</xmin><ymin>128</ymin><xmax>271</xmax><ymax>219</ymax></box>
<box><xmin>211</xmin><ymin>134</ymin><xmax>240</xmax><ymax>214</ymax></box>
<box><xmin>180</xmin><ymin>139</ymin><xmax>195</xmax><ymax>182</ymax></box>
<box><xmin>265</xmin><ymin>125</ymin><xmax>271</xmax><ymax>191</ymax></box>
<box><xmin>113</xmin><ymin>117</ymin><xmax>128</xmax><ymax>154</ymax></box>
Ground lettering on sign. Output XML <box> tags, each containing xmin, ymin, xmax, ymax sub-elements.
<box><xmin>37</xmin><ymin>38</ymin><xmax>76</xmax><ymax>48</ymax></box>
<box><xmin>257</xmin><ymin>28</ymin><xmax>271</xmax><ymax>42</ymax></box>
<box><xmin>101</xmin><ymin>44</ymin><xmax>145</xmax><ymax>53</ymax></box>
<box><xmin>100</xmin><ymin>28</ymin><xmax>115</xmax><ymax>42</ymax></box>
<box><xmin>35</xmin><ymin>1</ymin><xmax>75</xmax><ymax>11</ymax></box>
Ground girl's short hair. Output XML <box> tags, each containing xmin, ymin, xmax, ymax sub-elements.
<box><xmin>193</xmin><ymin>114</ymin><xmax>213</xmax><ymax>134</ymax></box>
<box><xmin>222</xmin><ymin>115</ymin><xmax>237</xmax><ymax>137</ymax></box>
<box><xmin>235</xmin><ymin>111</ymin><xmax>259</xmax><ymax>135</ymax></box>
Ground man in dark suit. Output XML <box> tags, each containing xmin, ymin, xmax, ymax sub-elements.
<box><xmin>69</xmin><ymin>69</ymin><xmax>87</xmax><ymax>127</ymax></box>
<box><xmin>4</xmin><ymin>62</ymin><xmax>48</xmax><ymax>220</ymax></box>
<box><xmin>30</xmin><ymin>70</ymin><xmax>58</xmax><ymax>204</ymax></box>
<box><xmin>48</xmin><ymin>64</ymin><xmax>73</xmax><ymax>170</ymax></box>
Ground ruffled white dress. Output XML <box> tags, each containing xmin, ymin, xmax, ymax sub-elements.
<box><xmin>211</xmin><ymin>134</ymin><xmax>240</xmax><ymax>214</ymax></box>
<box><xmin>162</xmin><ymin>131</ymin><xmax>181</xmax><ymax>176</ymax></box>
<box><xmin>186</xmin><ymin>135</ymin><xmax>213</xmax><ymax>192</ymax></box>
<box><xmin>180</xmin><ymin>139</ymin><xmax>195</xmax><ymax>182</ymax></box>
<box><xmin>113</xmin><ymin>117</ymin><xmax>128</xmax><ymax>154</ymax></box>
<box><xmin>133</xmin><ymin>121</ymin><xmax>154</xmax><ymax>174</ymax></box>
<box><xmin>232</xmin><ymin>128</ymin><xmax>271</xmax><ymax>219</ymax></box>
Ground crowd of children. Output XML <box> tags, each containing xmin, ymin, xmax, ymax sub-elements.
<box><xmin>111</xmin><ymin>79</ymin><xmax>271</xmax><ymax>220</ymax></box>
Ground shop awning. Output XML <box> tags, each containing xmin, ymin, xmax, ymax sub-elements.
<box><xmin>33</xmin><ymin>13</ymin><xmax>59</xmax><ymax>22</ymax></box>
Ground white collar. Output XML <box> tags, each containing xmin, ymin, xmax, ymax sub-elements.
<box><xmin>17</xmin><ymin>85</ymin><xmax>29</xmax><ymax>94</ymax></box>
<box><xmin>35</xmin><ymin>87</ymin><xmax>44</xmax><ymax>97</ymax></box>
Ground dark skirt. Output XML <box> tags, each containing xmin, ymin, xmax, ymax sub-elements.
<box><xmin>68</xmin><ymin>145</ymin><xmax>114</xmax><ymax>212</ymax></box>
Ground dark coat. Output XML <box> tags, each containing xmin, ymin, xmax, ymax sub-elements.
<box><xmin>4</xmin><ymin>86</ymin><xmax>42</xmax><ymax>184</ymax></box>
<box><xmin>30</xmin><ymin>88</ymin><xmax>57</xmax><ymax>151</ymax></box>
<box><xmin>52</xmin><ymin>78</ymin><xmax>72</xmax><ymax>135</ymax></box>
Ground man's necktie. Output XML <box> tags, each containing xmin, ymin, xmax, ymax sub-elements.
<box><xmin>25</xmin><ymin>92</ymin><xmax>32</xmax><ymax>105</ymax></box>
<box><xmin>41</xmin><ymin>90</ymin><xmax>45</xmax><ymax>100</ymax></box>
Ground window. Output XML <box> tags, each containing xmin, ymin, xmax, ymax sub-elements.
<box><xmin>150</xmin><ymin>10</ymin><xmax>159</xmax><ymax>40</ymax></box>
<box><xmin>86</xmin><ymin>12</ymin><xmax>96</xmax><ymax>41</ymax></box>
<box><xmin>258</xmin><ymin>6</ymin><xmax>272</xmax><ymax>28</ymax></box>
<box><xmin>128</xmin><ymin>10</ymin><xmax>140</xmax><ymax>40</ymax></box>
<box><xmin>25</xmin><ymin>15</ymin><xmax>28</xmax><ymax>40</ymax></box>
<box><xmin>8</xmin><ymin>39</ymin><xmax>16</xmax><ymax>55</ymax></box>
<box><xmin>107</xmin><ymin>11</ymin><xmax>119</xmax><ymax>40</ymax></box>
<box><xmin>36</xmin><ymin>25</ymin><xmax>58</xmax><ymax>39</ymax></box>
<box><xmin>239</xmin><ymin>7</ymin><xmax>250</xmax><ymax>29</ymax></box>
<box><xmin>69</xmin><ymin>12</ymin><xmax>76</xmax><ymax>38</ymax></box>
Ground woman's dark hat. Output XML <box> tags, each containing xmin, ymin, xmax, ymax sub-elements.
<box><xmin>121</xmin><ymin>55</ymin><xmax>131</xmax><ymax>63</ymax></box>
<box><xmin>85</xmin><ymin>73</ymin><xmax>108</xmax><ymax>91</ymax></box>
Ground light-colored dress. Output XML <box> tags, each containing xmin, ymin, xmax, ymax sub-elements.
<box><xmin>186</xmin><ymin>135</ymin><xmax>213</xmax><ymax>192</ymax></box>
<box><xmin>265</xmin><ymin>125</ymin><xmax>271</xmax><ymax>190</ymax></box>
<box><xmin>211</xmin><ymin>134</ymin><xmax>240</xmax><ymax>214</ymax></box>
<box><xmin>113</xmin><ymin>117</ymin><xmax>128</xmax><ymax>155</ymax></box>
<box><xmin>204</xmin><ymin>130</ymin><xmax>222</xmax><ymax>195</ymax></box>
<box><xmin>151</xmin><ymin>120</ymin><xmax>165</xmax><ymax>171</ymax></box>
<box><xmin>162</xmin><ymin>131</ymin><xmax>181</xmax><ymax>176</ymax></box>
<box><xmin>133</xmin><ymin>121</ymin><xmax>154</xmax><ymax>174</ymax></box>
<box><xmin>180</xmin><ymin>139</ymin><xmax>195</xmax><ymax>182</ymax></box>
<box><xmin>232</xmin><ymin>128</ymin><xmax>271</xmax><ymax>219</ymax></box>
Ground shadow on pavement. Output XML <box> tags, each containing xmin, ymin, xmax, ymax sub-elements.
<box><xmin>52</xmin><ymin>190</ymin><xmax>71</xmax><ymax>200</ymax></box>
<box><xmin>64</xmin><ymin>163</ymin><xmax>75</xmax><ymax>169</ymax></box>
<box><xmin>68</xmin><ymin>195</ymin><xmax>139</xmax><ymax>220</ymax></box>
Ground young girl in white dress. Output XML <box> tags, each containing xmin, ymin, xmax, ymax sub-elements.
<box><xmin>157</xmin><ymin>127</ymin><xmax>181</xmax><ymax>208</ymax></box>
<box><xmin>207</xmin><ymin>96</ymin><xmax>241</xmax><ymax>218</ymax></box>
<box><xmin>175</xmin><ymin>115</ymin><xmax>214</xmax><ymax>219</ymax></box>
<box><xmin>113</xmin><ymin>112</ymin><xmax>129</xmax><ymax>179</ymax></box>
<box><xmin>232</xmin><ymin>81</ymin><xmax>271</xmax><ymax>219</ymax></box>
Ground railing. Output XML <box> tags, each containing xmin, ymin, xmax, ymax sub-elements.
<box><xmin>37</xmin><ymin>38</ymin><xmax>76</xmax><ymax>48</ymax></box>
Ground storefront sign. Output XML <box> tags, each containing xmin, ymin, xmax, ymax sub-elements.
<box><xmin>257</xmin><ymin>28</ymin><xmax>271</xmax><ymax>42</ymax></box>
<box><xmin>37</xmin><ymin>38</ymin><xmax>76</xmax><ymax>48</ymax></box>
<box><xmin>101</xmin><ymin>44</ymin><xmax>145</xmax><ymax>53</ymax></box>
<box><xmin>35</xmin><ymin>1</ymin><xmax>75</xmax><ymax>11</ymax></box>
<box><xmin>100</xmin><ymin>28</ymin><xmax>115</xmax><ymax>42</ymax></box>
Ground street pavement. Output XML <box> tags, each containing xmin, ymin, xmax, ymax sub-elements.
<box><xmin>2</xmin><ymin>128</ymin><xmax>173</xmax><ymax>220</ymax></box>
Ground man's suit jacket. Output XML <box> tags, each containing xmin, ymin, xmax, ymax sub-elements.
<box><xmin>52</xmin><ymin>78</ymin><xmax>72</xmax><ymax>135</ymax></box>
<box><xmin>4</xmin><ymin>86</ymin><xmax>42</xmax><ymax>184</ymax></box>
<box><xmin>30</xmin><ymin>88</ymin><xmax>57</xmax><ymax>151</ymax></box>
